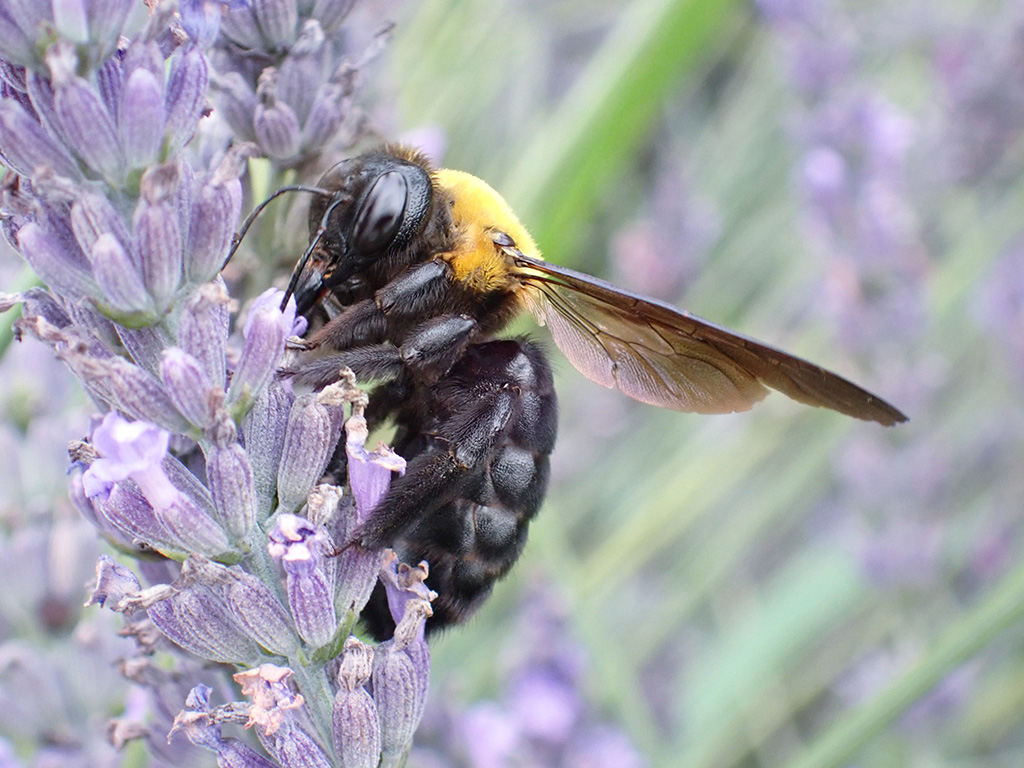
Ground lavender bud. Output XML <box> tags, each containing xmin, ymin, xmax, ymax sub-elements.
<box><xmin>276</xmin><ymin>21</ymin><xmax>325</xmax><ymax>122</ymax></box>
<box><xmin>71</xmin><ymin>191</ymin><xmax>130</xmax><ymax>256</ymax></box>
<box><xmin>92</xmin><ymin>233</ymin><xmax>155</xmax><ymax>316</ymax></box>
<box><xmin>4</xmin><ymin>0</ymin><xmax>50</xmax><ymax>47</ymax></box>
<box><xmin>16</xmin><ymin>221</ymin><xmax>100</xmax><ymax>301</ymax></box>
<box><xmin>148</xmin><ymin>581</ymin><xmax>263</xmax><ymax>664</ymax></box>
<box><xmin>207</xmin><ymin>440</ymin><xmax>257</xmax><ymax>540</ymax></box>
<box><xmin>68</xmin><ymin>353</ymin><xmax>190</xmax><ymax>433</ymax></box>
<box><xmin>120</xmin><ymin>67</ymin><xmax>166</xmax><ymax>168</ymax></box>
<box><xmin>163</xmin><ymin>452</ymin><xmax>218</xmax><ymax>513</ymax></box>
<box><xmin>84</xmin><ymin>0</ymin><xmax>134</xmax><ymax>53</ymax></box>
<box><xmin>252</xmin><ymin>0</ymin><xmax>299</xmax><ymax>49</ymax></box>
<box><xmin>96</xmin><ymin>54</ymin><xmax>123</xmax><ymax>122</ymax></box>
<box><xmin>89</xmin><ymin>481</ymin><xmax>179</xmax><ymax>553</ymax></box>
<box><xmin>153</xmin><ymin>493</ymin><xmax>234</xmax><ymax>557</ymax></box>
<box><xmin>311</xmin><ymin>0</ymin><xmax>355</xmax><ymax>34</ymax></box>
<box><xmin>51</xmin><ymin>0</ymin><xmax>89</xmax><ymax>43</ymax></box>
<box><xmin>268</xmin><ymin>514</ymin><xmax>337</xmax><ymax>648</ymax></box>
<box><xmin>116</xmin><ymin>322</ymin><xmax>172</xmax><ymax>375</ymax></box>
<box><xmin>301</xmin><ymin>83</ymin><xmax>345</xmax><ymax>149</ymax></box>
<box><xmin>213</xmin><ymin>71</ymin><xmax>258</xmax><ymax>140</ymax></box>
<box><xmin>221</xmin><ymin>4</ymin><xmax>266</xmax><ymax>49</ymax></box>
<box><xmin>275</xmin><ymin>390</ymin><xmax>342</xmax><ymax>512</ymax></box>
<box><xmin>266</xmin><ymin>723</ymin><xmax>334</xmax><ymax>768</ymax></box>
<box><xmin>333</xmin><ymin>638</ymin><xmax>380</xmax><ymax>768</ymax></box>
<box><xmin>134</xmin><ymin>164</ymin><xmax>184</xmax><ymax>311</ymax></box>
<box><xmin>160</xmin><ymin>347</ymin><xmax>215</xmax><ymax>428</ymax></box>
<box><xmin>50</xmin><ymin>56</ymin><xmax>123</xmax><ymax>182</ymax></box>
<box><xmin>186</xmin><ymin>556</ymin><xmax>300</xmax><ymax>656</ymax></box>
<box><xmin>179</xmin><ymin>282</ymin><xmax>230</xmax><ymax>389</ymax></box>
<box><xmin>243</xmin><ymin>380</ymin><xmax>294</xmax><ymax>515</ymax></box>
<box><xmin>0</xmin><ymin>11</ymin><xmax>35</xmax><ymax>65</ymax></box>
<box><xmin>254</xmin><ymin>68</ymin><xmax>300</xmax><ymax>160</ymax></box>
<box><xmin>185</xmin><ymin>166</ymin><xmax>243</xmax><ymax>284</ymax></box>
<box><xmin>69</xmin><ymin>465</ymin><xmax>139</xmax><ymax>551</ymax></box>
<box><xmin>254</xmin><ymin>97</ymin><xmax>301</xmax><ymax>161</ymax></box>
<box><xmin>227</xmin><ymin>289</ymin><xmax>296</xmax><ymax>415</ymax></box>
<box><xmin>0</xmin><ymin>99</ymin><xmax>81</xmax><ymax>179</ymax></box>
<box><xmin>372</xmin><ymin>603</ymin><xmax>432</xmax><ymax>768</ymax></box>
<box><xmin>165</xmin><ymin>45</ymin><xmax>210</xmax><ymax>155</ymax></box>
<box><xmin>179</xmin><ymin>1</ymin><xmax>223</xmax><ymax>48</ymax></box>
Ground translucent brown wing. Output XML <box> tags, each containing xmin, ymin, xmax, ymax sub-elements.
<box><xmin>511</xmin><ymin>253</ymin><xmax>907</xmax><ymax>426</ymax></box>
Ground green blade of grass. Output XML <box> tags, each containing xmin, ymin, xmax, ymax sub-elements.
<box><xmin>501</xmin><ymin>0</ymin><xmax>747</xmax><ymax>265</ymax></box>
<box><xmin>783</xmin><ymin>557</ymin><xmax>1024</xmax><ymax>768</ymax></box>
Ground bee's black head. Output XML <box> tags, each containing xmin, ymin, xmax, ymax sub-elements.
<box><xmin>287</xmin><ymin>150</ymin><xmax>435</xmax><ymax>315</ymax></box>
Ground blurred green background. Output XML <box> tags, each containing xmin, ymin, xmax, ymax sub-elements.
<box><xmin>370</xmin><ymin>0</ymin><xmax>1024</xmax><ymax>766</ymax></box>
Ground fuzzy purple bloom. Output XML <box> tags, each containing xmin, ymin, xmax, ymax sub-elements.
<box><xmin>268</xmin><ymin>513</ymin><xmax>337</xmax><ymax>648</ymax></box>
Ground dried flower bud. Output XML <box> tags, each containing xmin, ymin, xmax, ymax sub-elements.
<box><xmin>171</xmin><ymin>685</ymin><xmax>280</xmax><ymax>768</ymax></box>
<box><xmin>234</xmin><ymin>665</ymin><xmax>305</xmax><ymax>736</ymax></box>
<box><xmin>86</xmin><ymin>554</ymin><xmax>142</xmax><ymax>609</ymax></box>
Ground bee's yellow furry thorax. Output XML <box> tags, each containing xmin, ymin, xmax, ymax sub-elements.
<box><xmin>433</xmin><ymin>168</ymin><xmax>540</xmax><ymax>294</ymax></box>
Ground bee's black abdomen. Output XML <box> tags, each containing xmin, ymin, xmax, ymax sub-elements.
<box><xmin>360</xmin><ymin>339</ymin><xmax>557</xmax><ymax>640</ymax></box>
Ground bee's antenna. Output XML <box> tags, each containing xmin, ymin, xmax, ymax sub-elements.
<box><xmin>222</xmin><ymin>184</ymin><xmax>333</xmax><ymax>270</ymax></box>
<box><xmin>281</xmin><ymin>196</ymin><xmax>349</xmax><ymax>312</ymax></box>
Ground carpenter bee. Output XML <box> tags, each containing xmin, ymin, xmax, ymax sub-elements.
<box><xmin>250</xmin><ymin>144</ymin><xmax>906</xmax><ymax>640</ymax></box>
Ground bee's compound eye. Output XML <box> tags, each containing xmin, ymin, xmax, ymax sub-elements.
<box><xmin>352</xmin><ymin>170</ymin><xmax>408</xmax><ymax>253</ymax></box>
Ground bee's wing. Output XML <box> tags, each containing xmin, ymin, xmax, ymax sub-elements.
<box><xmin>512</xmin><ymin>253</ymin><xmax>907</xmax><ymax>426</ymax></box>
